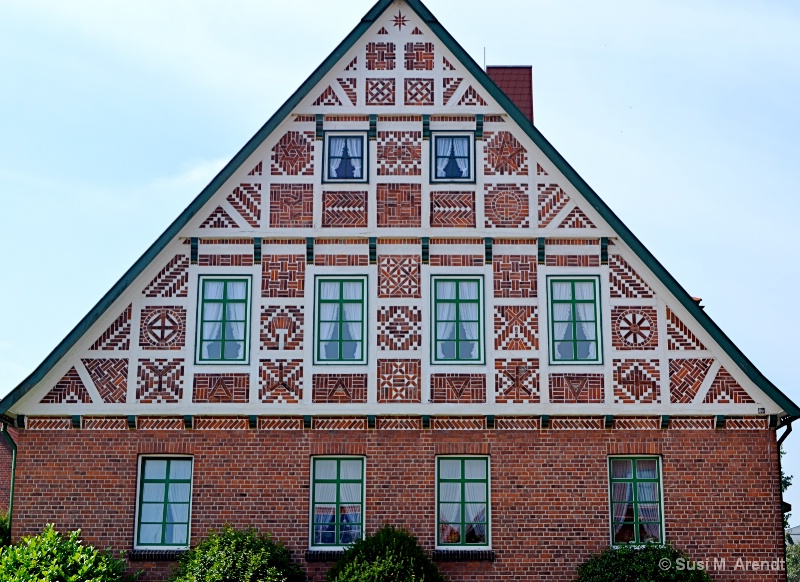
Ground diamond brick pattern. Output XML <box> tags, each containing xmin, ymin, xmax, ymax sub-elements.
<box><xmin>366</xmin><ymin>42</ymin><xmax>396</xmax><ymax>70</ymax></box>
<box><xmin>669</xmin><ymin>358</ymin><xmax>713</xmax><ymax>403</ymax></box>
<box><xmin>83</xmin><ymin>417</ymin><xmax>128</xmax><ymax>430</ymax></box>
<box><xmin>143</xmin><ymin>255</ymin><xmax>190</xmax><ymax>298</ymax></box>
<box><xmin>136</xmin><ymin>359</ymin><xmax>184</xmax><ymax>404</ymax></box>
<box><xmin>377</xmin><ymin>183</ymin><xmax>421</xmax><ymax>227</ymax></box>
<box><xmin>262</xmin><ymin>255</ymin><xmax>305</xmax><ymax>297</ymax></box>
<box><xmin>404</xmin><ymin>78</ymin><xmax>434</xmax><ymax>105</ymax></box>
<box><xmin>726</xmin><ymin>417</ymin><xmax>768</xmax><ymax>430</ymax></box>
<box><xmin>338</xmin><ymin>78</ymin><xmax>357</xmax><ymax>105</ymax></box>
<box><xmin>670</xmin><ymin>417</ymin><xmax>714</xmax><ymax>430</ymax></box>
<box><xmin>431</xmin><ymin>417</ymin><xmax>485</xmax><ymax>430</ymax></box>
<box><xmin>549</xmin><ymin>374</ymin><xmax>604</xmax><ymax>403</ymax></box>
<box><xmin>89</xmin><ymin>304</ymin><xmax>131</xmax><ymax>351</ymax></box>
<box><xmin>609</xmin><ymin>255</ymin><xmax>655</xmax><ymax>299</ymax></box>
<box><xmin>457</xmin><ymin>86</ymin><xmax>487</xmax><ymax>106</ymax></box>
<box><xmin>557</xmin><ymin>207</ymin><xmax>597</xmax><ymax>229</ymax></box>
<box><xmin>139</xmin><ymin>306</ymin><xmax>186</xmax><ymax>350</ymax></box>
<box><xmin>27</xmin><ymin>417</ymin><xmax>72</xmax><ymax>430</ymax></box>
<box><xmin>193</xmin><ymin>374</ymin><xmax>249</xmax><ymax>403</ymax></box>
<box><xmin>493</xmin><ymin>255</ymin><xmax>537</xmax><ymax>298</ymax></box>
<box><xmin>430</xmin><ymin>374</ymin><xmax>485</xmax><ymax>403</ymax></box>
<box><xmin>271</xmin><ymin>131</ymin><xmax>314</xmax><ymax>176</ymax></box>
<box><xmin>612</xmin><ymin>307</ymin><xmax>658</xmax><ymax>349</ymax></box>
<box><xmin>495</xmin><ymin>417</ymin><xmax>540</xmax><ymax>430</ymax></box>
<box><xmin>378</xmin><ymin>359</ymin><xmax>421</xmax><ymax>403</ymax></box>
<box><xmin>484</xmin><ymin>183</ymin><xmax>530</xmax><ymax>228</ymax></box>
<box><xmin>377</xmin><ymin>306</ymin><xmax>422</xmax><ymax>350</ymax></box>
<box><xmin>259</xmin><ymin>360</ymin><xmax>303</xmax><ymax>404</ymax></box>
<box><xmin>194</xmin><ymin>417</ymin><xmax>249</xmax><ymax>430</ymax></box>
<box><xmin>260</xmin><ymin>306</ymin><xmax>304</xmax><ymax>350</ymax></box>
<box><xmin>41</xmin><ymin>367</ymin><xmax>92</xmax><ymax>404</ymax></box>
<box><xmin>430</xmin><ymin>191</ymin><xmax>475</xmax><ymax>227</ymax></box>
<box><xmin>377</xmin><ymin>417</ymin><xmax>421</xmax><ymax>430</ymax></box>
<box><xmin>323</xmin><ymin>191</ymin><xmax>368</xmax><ymax>227</ymax></box>
<box><xmin>378</xmin><ymin>255</ymin><xmax>421</xmax><ymax>298</ymax></box>
<box><xmin>494</xmin><ymin>306</ymin><xmax>538</xmax><ymax>350</ymax></box>
<box><xmin>537</xmin><ymin>184</ymin><xmax>570</xmax><ymax>228</ymax></box>
<box><xmin>270</xmin><ymin>184</ymin><xmax>313</xmax><ymax>228</ymax></box>
<box><xmin>495</xmin><ymin>359</ymin><xmax>539</xmax><ymax>404</ymax></box>
<box><xmin>227</xmin><ymin>184</ymin><xmax>262</xmax><ymax>227</ymax></box>
<box><xmin>550</xmin><ymin>417</ymin><xmax>605</xmax><ymax>430</ymax></box>
<box><xmin>312</xmin><ymin>418</ymin><xmax>367</xmax><ymax>430</ymax></box>
<box><xmin>138</xmin><ymin>417</ymin><xmax>184</xmax><ymax>430</ymax></box>
<box><xmin>485</xmin><ymin>132</ymin><xmax>528</xmax><ymax>175</ymax></box>
<box><xmin>613</xmin><ymin>359</ymin><xmax>661</xmax><ymax>404</ymax></box>
<box><xmin>404</xmin><ymin>42</ymin><xmax>434</xmax><ymax>70</ymax></box>
<box><xmin>313</xmin><ymin>375</ymin><xmax>368</xmax><ymax>403</ymax></box>
<box><xmin>613</xmin><ymin>417</ymin><xmax>660</xmax><ymax>430</ymax></box>
<box><xmin>82</xmin><ymin>358</ymin><xmax>128</xmax><ymax>403</ymax></box>
<box><xmin>377</xmin><ymin>131</ymin><xmax>422</xmax><ymax>175</ymax></box>
<box><xmin>704</xmin><ymin>367</ymin><xmax>755</xmax><ymax>404</ymax></box>
<box><xmin>200</xmin><ymin>206</ymin><xmax>239</xmax><ymax>229</ymax></box>
<box><xmin>366</xmin><ymin>78</ymin><xmax>396</xmax><ymax>105</ymax></box>
<box><xmin>313</xmin><ymin>86</ymin><xmax>343</xmax><ymax>106</ymax></box>
<box><xmin>259</xmin><ymin>417</ymin><xmax>303</xmax><ymax>430</ymax></box>
<box><xmin>666</xmin><ymin>307</ymin><xmax>706</xmax><ymax>350</ymax></box>
<box><xmin>442</xmin><ymin>78</ymin><xmax>462</xmax><ymax>105</ymax></box>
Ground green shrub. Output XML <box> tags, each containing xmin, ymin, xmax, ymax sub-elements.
<box><xmin>0</xmin><ymin>511</ymin><xmax>10</xmax><ymax>547</ymax></box>
<box><xmin>0</xmin><ymin>523</ymin><xmax>136</xmax><ymax>582</ymax></box>
<box><xmin>168</xmin><ymin>525</ymin><xmax>304</xmax><ymax>582</ymax></box>
<box><xmin>326</xmin><ymin>525</ymin><xmax>445</xmax><ymax>582</ymax></box>
<box><xmin>574</xmin><ymin>543</ymin><xmax>713</xmax><ymax>581</ymax></box>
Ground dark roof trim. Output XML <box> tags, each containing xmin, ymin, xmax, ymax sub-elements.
<box><xmin>2</xmin><ymin>0</ymin><xmax>797</xmax><ymax>416</ymax></box>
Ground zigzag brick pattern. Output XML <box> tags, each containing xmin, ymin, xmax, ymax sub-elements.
<box><xmin>484</xmin><ymin>183</ymin><xmax>530</xmax><ymax>228</ymax></box>
<box><xmin>609</xmin><ymin>255</ymin><xmax>655</xmax><ymax>299</ymax></box>
<box><xmin>322</xmin><ymin>191</ymin><xmax>368</xmax><ymax>227</ymax></box>
<box><xmin>404</xmin><ymin>79</ymin><xmax>434</xmax><ymax>106</ymax></box>
<box><xmin>26</xmin><ymin>417</ymin><xmax>72</xmax><ymax>430</ymax></box>
<box><xmin>431</xmin><ymin>417</ymin><xmax>485</xmax><ymax>430</ymax></box>
<box><xmin>200</xmin><ymin>206</ymin><xmax>238</xmax><ymax>229</ymax></box>
<box><xmin>430</xmin><ymin>374</ymin><xmax>485</xmax><ymax>403</ymax></box>
<box><xmin>366</xmin><ymin>79</ymin><xmax>396</xmax><ymax>105</ymax></box>
<box><xmin>194</xmin><ymin>417</ymin><xmax>249</xmax><ymax>431</ymax></box>
<box><xmin>89</xmin><ymin>304</ymin><xmax>132</xmax><ymax>351</ymax></box>
<box><xmin>442</xmin><ymin>78</ymin><xmax>462</xmax><ymax>105</ymax></box>
<box><xmin>666</xmin><ymin>307</ymin><xmax>706</xmax><ymax>350</ymax></box>
<box><xmin>494</xmin><ymin>306</ymin><xmax>538</xmax><ymax>350</ymax></box>
<box><xmin>377</xmin><ymin>306</ymin><xmax>422</xmax><ymax>350</ymax></box>
<box><xmin>260</xmin><ymin>306</ymin><xmax>304</xmax><ymax>350</ymax></box>
<box><xmin>366</xmin><ymin>42</ymin><xmax>395</xmax><ymax>70</ymax></box>
<box><xmin>726</xmin><ymin>417</ymin><xmax>769</xmax><ymax>430</ymax></box>
<box><xmin>377</xmin><ymin>131</ymin><xmax>422</xmax><ymax>175</ymax></box>
<box><xmin>493</xmin><ymin>255</ymin><xmax>536</xmax><ymax>298</ymax></box>
<box><xmin>313</xmin><ymin>86</ymin><xmax>343</xmax><ymax>106</ymax></box>
<box><xmin>139</xmin><ymin>306</ymin><xmax>186</xmax><ymax>350</ymax></box>
<box><xmin>613</xmin><ymin>359</ymin><xmax>661</xmax><ymax>404</ymax></box>
<box><xmin>259</xmin><ymin>360</ymin><xmax>303</xmax><ymax>404</ymax></box>
<box><xmin>670</xmin><ymin>417</ymin><xmax>714</xmax><ymax>430</ymax></box>
<box><xmin>376</xmin><ymin>417</ymin><xmax>421</xmax><ymax>430</ymax></box>
<box><xmin>143</xmin><ymin>255</ymin><xmax>190</xmax><ymax>298</ymax></box>
<box><xmin>193</xmin><ymin>374</ymin><xmax>249</xmax><ymax>403</ymax></box>
<box><xmin>271</xmin><ymin>131</ymin><xmax>314</xmax><ymax>176</ymax></box>
<box><xmin>378</xmin><ymin>255</ymin><xmax>421</xmax><ymax>298</ymax></box>
<box><xmin>262</xmin><ymin>255</ymin><xmax>305</xmax><ymax>297</ymax></box>
<box><xmin>549</xmin><ymin>374</ymin><xmax>604</xmax><ymax>403</ymax></box>
<box><xmin>82</xmin><ymin>417</ymin><xmax>128</xmax><ymax>430</ymax></box>
<box><xmin>404</xmin><ymin>42</ymin><xmax>434</xmax><ymax>70</ymax></box>
<box><xmin>668</xmin><ymin>358</ymin><xmax>713</xmax><ymax>403</ymax></box>
<box><xmin>457</xmin><ymin>86</ymin><xmax>487</xmax><ymax>106</ymax></box>
<box><xmin>484</xmin><ymin>131</ymin><xmax>528</xmax><ymax>175</ymax></box>
<box><xmin>378</xmin><ymin>359</ymin><xmax>421</xmax><ymax>403</ymax></box>
<box><xmin>312</xmin><ymin>374</ymin><xmax>368</xmax><ymax>403</ymax></box>
<box><xmin>612</xmin><ymin>307</ymin><xmax>658</xmax><ymax>349</ymax></box>
<box><xmin>704</xmin><ymin>367</ymin><xmax>755</xmax><ymax>404</ymax></box>
<box><xmin>495</xmin><ymin>358</ymin><xmax>539</xmax><ymax>404</ymax></box>
<box><xmin>550</xmin><ymin>417</ymin><xmax>604</xmax><ymax>430</ymax></box>
<box><xmin>613</xmin><ymin>417</ymin><xmax>660</xmax><ymax>430</ymax></box>
<box><xmin>557</xmin><ymin>207</ymin><xmax>597</xmax><ymax>229</ymax></box>
<box><xmin>41</xmin><ymin>367</ymin><xmax>92</xmax><ymax>404</ymax></box>
<box><xmin>312</xmin><ymin>418</ymin><xmax>367</xmax><ymax>430</ymax></box>
<box><xmin>82</xmin><ymin>358</ymin><xmax>128</xmax><ymax>403</ymax></box>
<box><xmin>258</xmin><ymin>417</ymin><xmax>303</xmax><ymax>430</ymax></box>
<box><xmin>270</xmin><ymin>184</ymin><xmax>313</xmax><ymax>228</ymax></box>
<box><xmin>136</xmin><ymin>359</ymin><xmax>184</xmax><ymax>404</ymax></box>
<box><xmin>227</xmin><ymin>184</ymin><xmax>262</xmax><ymax>227</ymax></box>
<box><xmin>537</xmin><ymin>184</ymin><xmax>570</xmax><ymax>227</ymax></box>
<box><xmin>138</xmin><ymin>417</ymin><xmax>184</xmax><ymax>430</ymax></box>
<box><xmin>338</xmin><ymin>78</ymin><xmax>357</xmax><ymax>106</ymax></box>
<box><xmin>377</xmin><ymin>183</ymin><xmax>421</xmax><ymax>226</ymax></box>
<box><xmin>430</xmin><ymin>191</ymin><xmax>475</xmax><ymax>227</ymax></box>
<box><xmin>495</xmin><ymin>417</ymin><xmax>540</xmax><ymax>430</ymax></box>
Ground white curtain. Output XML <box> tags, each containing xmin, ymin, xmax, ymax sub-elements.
<box><xmin>453</xmin><ymin>137</ymin><xmax>469</xmax><ymax>177</ymax></box>
<box><xmin>638</xmin><ymin>481</ymin><xmax>661</xmax><ymax>540</ymax></box>
<box><xmin>328</xmin><ymin>137</ymin><xmax>346</xmax><ymax>178</ymax></box>
<box><xmin>611</xmin><ymin>460</ymin><xmax>633</xmax><ymax>536</ymax></box>
<box><xmin>319</xmin><ymin>282</ymin><xmax>340</xmax><ymax>358</ymax></box>
<box><xmin>346</xmin><ymin>137</ymin><xmax>362</xmax><ymax>178</ymax></box>
<box><xmin>574</xmin><ymin>282</ymin><xmax>596</xmax><ymax>359</ymax></box>
<box><xmin>435</xmin><ymin>282</ymin><xmax>457</xmax><ymax>359</ymax></box>
<box><xmin>201</xmin><ymin>281</ymin><xmax>224</xmax><ymax>359</ymax></box>
<box><xmin>436</xmin><ymin>137</ymin><xmax>453</xmax><ymax>177</ymax></box>
<box><xmin>342</xmin><ymin>282</ymin><xmax>362</xmax><ymax>359</ymax></box>
<box><xmin>458</xmin><ymin>281</ymin><xmax>479</xmax><ymax>359</ymax></box>
<box><xmin>438</xmin><ymin>460</ymin><xmax>461</xmax><ymax>543</ymax></box>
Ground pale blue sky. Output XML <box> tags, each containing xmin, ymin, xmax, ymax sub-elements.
<box><xmin>2</xmin><ymin>0</ymin><xmax>799</xmax><ymax>521</ymax></box>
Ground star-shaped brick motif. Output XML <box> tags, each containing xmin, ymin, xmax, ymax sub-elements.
<box><xmin>392</xmin><ymin>11</ymin><xmax>408</xmax><ymax>29</ymax></box>
<box><xmin>487</xmin><ymin>133</ymin><xmax>526</xmax><ymax>172</ymax></box>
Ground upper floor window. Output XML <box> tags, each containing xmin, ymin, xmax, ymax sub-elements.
<box><xmin>311</xmin><ymin>457</ymin><xmax>364</xmax><ymax>548</ymax></box>
<box><xmin>431</xmin><ymin>133</ymin><xmax>474</xmax><ymax>182</ymax></box>
<box><xmin>548</xmin><ymin>276</ymin><xmax>602</xmax><ymax>364</ymax></box>
<box><xmin>609</xmin><ymin>457</ymin><xmax>663</xmax><ymax>545</ymax></box>
<box><xmin>196</xmin><ymin>277</ymin><xmax>251</xmax><ymax>364</ymax></box>
<box><xmin>136</xmin><ymin>457</ymin><xmax>193</xmax><ymax>549</ymax></box>
<box><xmin>437</xmin><ymin>457</ymin><xmax>489</xmax><ymax>547</ymax></box>
<box><xmin>315</xmin><ymin>277</ymin><xmax>367</xmax><ymax>364</ymax></box>
<box><xmin>324</xmin><ymin>133</ymin><xmax>367</xmax><ymax>183</ymax></box>
<box><xmin>432</xmin><ymin>277</ymin><xmax>484</xmax><ymax>364</ymax></box>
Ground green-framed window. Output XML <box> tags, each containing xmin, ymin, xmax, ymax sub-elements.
<box><xmin>548</xmin><ymin>277</ymin><xmax>602</xmax><ymax>364</ymax></box>
<box><xmin>315</xmin><ymin>277</ymin><xmax>366</xmax><ymax>364</ymax></box>
<box><xmin>323</xmin><ymin>132</ymin><xmax>368</xmax><ymax>183</ymax></box>
<box><xmin>609</xmin><ymin>457</ymin><xmax>663</xmax><ymax>545</ymax></box>
<box><xmin>311</xmin><ymin>458</ymin><xmax>364</xmax><ymax>548</ymax></box>
<box><xmin>136</xmin><ymin>458</ymin><xmax>192</xmax><ymax>548</ymax></box>
<box><xmin>432</xmin><ymin>277</ymin><xmax>483</xmax><ymax>364</ymax></box>
<box><xmin>437</xmin><ymin>457</ymin><xmax>489</xmax><ymax>547</ymax></box>
<box><xmin>431</xmin><ymin>132</ymin><xmax>474</xmax><ymax>182</ymax></box>
<box><xmin>196</xmin><ymin>277</ymin><xmax>251</xmax><ymax>363</ymax></box>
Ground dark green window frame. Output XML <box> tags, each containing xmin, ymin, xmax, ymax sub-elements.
<box><xmin>430</xmin><ymin>132</ymin><xmax>475</xmax><ymax>183</ymax></box>
<box><xmin>548</xmin><ymin>276</ymin><xmax>602</xmax><ymax>364</ymax></box>
<box><xmin>315</xmin><ymin>277</ymin><xmax>367</xmax><ymax>364</ymax></box>
<box><xmin>323</xmin><ymin>132</ymin><xmax>368</xmax><ymax>183</ymax></box>
<box><xmin>311</xmin><ymin>457</ymin><xmax>364</xmax><ymax>548</ymax></box>
<box><xmin>437</xmin><ymin>457</ymin><xmax>489</xmax><ymax>547</ymax></box>
<box><xmin>136</xmin><ymin>457</ymin><xmax>193</xmax><ymax>548</ymax></box>
<box><xmin>196</xmin><ymin>277</ymin><xmax>251</xmax><ymax>364</ymax></box>
<box><xmin>609</xmin><ymin>457</ymin><xmax>663</xmax><ymax>545</ymax></box>
<box><xmin>432</xmin><ymin>277</ymin><xmax>483</xmax><ymax>364</ymax></box>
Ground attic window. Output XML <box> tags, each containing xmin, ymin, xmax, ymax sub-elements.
<box><xmin>431</xmin><ymin>132</ymin><xmax>474</xmax><ymax>182</ymax></box>
<box><xmin>196</xmin><ymin>277</ymin><xmax>251</xmax><ymax>364</ymax></box>
<box><xmin>323</xmin><ymin>133</ymin><xmax>368</xmax><ymax>183</ymax></box>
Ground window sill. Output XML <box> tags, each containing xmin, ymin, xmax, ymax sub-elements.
<box><xmin>129</xmin><ymin>549</ymin><xmax>186</xmax><ymax>561</ymax></box>
<box><xmin>432</xmin><ymin>549</ymin><xmax>495</xmax><ymax>562</ymax></box>
<box><xmin>305</xmin><ymin>550</ymin><xmax>345</xmax><ymax>562</ymax></box>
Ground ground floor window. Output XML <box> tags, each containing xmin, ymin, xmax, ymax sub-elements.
<box><xmin>136</xmin><ymin>457</ymin><xmax>193</xmax><ymax>548</ymax></box>
<box><xmin>311</xmin><ymin>457</ymin><xmax>364</xmax><ymax>548</ymax></box>
<box><xmin>609</xmin><ymin>457</ymin><xmax>663</xmax><ymax>544</ymax></box>
<box><xmin>437</xmin><ymin>457</ymin><xmax>489</xmax><ymax>547</ymax></box>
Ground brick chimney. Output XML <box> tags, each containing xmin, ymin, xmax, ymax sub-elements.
<box><xmin>486</xmin><ymin>66</ymin><xmax>533</xmax><ymax>124</ymax></box>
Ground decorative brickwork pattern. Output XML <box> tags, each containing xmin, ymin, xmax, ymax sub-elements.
<box><xmin>197</xmin><ymin>254</ymin><xmax>254</xmax><ymax>267</ymax></box>
<box><xmin>26</xmin><ymin>417</ymin><xmax>72</xmax><ymax>430</ymax></box>
<box><xmin>485</xmin><ymin>132</ymin><xmax>528</xmax><ymax>175</ymax></box>
<box><xmin>609</xmin><ymin>255</ymin><xmax>655</xmax><ymax>299</ymax></box>
<box><xmin>668</xmin><ymin>358</ymin><xmax>714</xmax><ymax>403</ymax></box>
<box><xmin>262</xmin><ymin>255</ymin><xmax>305</xmax><ymax>297</ymax></box>
<box><xmin>82</xmin><ymin>358</ymin><xmax>128</xmax><ymax>404</ymax></box>
<box><xmin>670</xmin><ymin>417</ymin><xmax>714</xmax><ymax>430</ymax></box>
<box><xmin>259</xmin><ymin>360</ymin><xmax>303</xmax><ymax>404</ymax></box>
<box><xmin>549</xmin><ymin>374</ymin><xmax>605</xmax><ymax>403</ymax></box>
<box><xmin>726</xmin><ymin>417</ymin><xmax>769</xmax><ymax>430</ymax></box>
<box><xmin>666</xmin><ymin>307</ymin><xmax>706</xmax><ymax>350</ymax></box>
<box><xmin>494</xmin><ymin>306</ymin><xmax>538</xmax><ymax>350</ymax></box>
<box><xmin>377</xmin><ymin>131</ymin><xmax>422</xmax><ymax>175</ymax></box>
<box><xmin>138</xmin><ymin>417</ymin><xmax>184</xmax><ymax>430</ymax></box>
<box><xmin>322</xmin><ymin>191</ymin><xmax>368</xmax><ymax>228</ymax></box>
<box><xmin>41</xmin><ymin>367</ymin><xmax>92</xmax><ymax>404</ymax></box>
<box><xmin>315</xmin><ymin>255</ymin><xmax>369</xmax><ymax>267</ymax></box>
<box><xmin>139</xmin><ymin>306</ymin><xmax>186</xmax><ymax>350</ymax></box>
<box><xmin>613</xmin><ymin>417</ymin><xmax>661</xmax><ymax>430</ymax></box>
<box><xmin>430</xmin><ymin>191</ymin><xmax>475</xmax><ymax>227</ymax></box>
<box><xmin>442</xmin><ymin>78</ymin><xmax>462</xmax><ymax>105</ymax></box>
<box><xmin>557</xmin><ymin>207</ymin><xmax>597</xmax><ymax>229</ymax></box>
<box><xmin>404</xmin><ymin>78</ymin><xmax>434</xmax><ymax>105</ymax></box>
<box><xmin>269</xmin><ymin>184</ymin><xmax>313</xmax><ymax>228</ymax></box>
<box><xmin>378</xmin><ymin>255</ymin><xmax>421</xmax><ymax>298</ymax></box>
<box><xmin>429</xmin><ymin>255</ymin><xmax>483</xmax><ymax>267</ymax></box>
<box><xmin>136</xmin><ymin>359</ymin><xmax>184</xmax><ymax>404</ymax></box>
<box><xmin>704</xmin><ymin>367</ymin><xmax>755</xmax><ymax>404</ymax></box>
<box><xmin>338</xmin><ymin>78</ymin><xmax>357</xmax><ymax>106</ymax></box>
<box><xmin>89</xmin><ymin>304</ymin><xmax>131</xmax><ymax>351</ymax></box>
<box><xmin>443</xmin><ymin>56</ymin><xmax>456</xmax><ymax>71</ymax></box>
<box><xmin>612</xmin><ymin>307</ymin><xmax>658</xmax><ymax>349</ymax></box>
<box><xmin>260</xmin><ymin>306</ymin><xmax>304</xmax><ymax>351</ymax></box>
<box><xmin>366</xmin><ymin>42</ymin><xmax>395</xmax><ymax>70</ymax></box>
<box><xmin>344</xmin><ymin>57</ymin><xmax>357</xmax><ymax>71</ymax></box>
<box><xmin>537</xmin><ymin>163</ymin><xmax>548</xmax><ymax>176</ymax></box>
<box><xmin>258</xmin><ymin>417</ymin><xmax>303</xmax><ymax>430</ymax></box>
<box><xmin>226</xmin><ymin>184</ymin><xmax>261</xmax><ymax>227</ymax></box>
<box><xmin>411</xmin><ymin>27</ymin><xmax>423</xmax><ymax>35</ymax></box>
<box><xmin>377</xmin><ymin>183</ymin><xmax>421</xmax><ymax>227</ymax></box>
<box><xmin>404</xmin><ymin>42</ymin><xmax>434</xmax><ymax>70</ymax></box>
<box><xmin>431</xmin><ymin>417</ymin><xmax>486</xmax><ymax>430</ymax></box>
<box><xmin>537</xmin><ymin>184</ymin><xmax>570</xmax><ymax>228</ymax></box>
<box><xmin>378</xmin><ymin>359</ymin><xmax>421</xmax><ymax>402</ymax></box>
<box><xmin>192</xmin><ymin>374</ymin><xmax>249</xmax><ymax>403</ymax></box>
<box><xmin>613</xmin><ymin>359</ymin><xmax>661</xmax><ymax>404</ymax></box>
<box><xmin>495</xmin><ymin>359</ymin><xmax>539</xmax><ymax>404</ymax></box>
<box><xmin>377</xmin><ymin>417</ymin><xmax>421</xmax><ymax>430</ymax></box>
<box><xmin>312</xmin><ymin>86</ymin><xmax>343</xmax><ymax>106</ymax></box>
<box><xmin>457</xmin><ymin>86</ymin><xmax>487</xmax><ymax>106</ymax></box>
<box><xmin>199</xmin><ymin>206</ymin><xmax>238</xmax><ymax>229</ymax></box>
<box><xmin>495</xmin><ymin>417</ymin><xmax>540</xmax><ymax>430</ymax></box>
<box><xmin>248</xmin><ymin>161</ymin><xmax>262</xmax><ymax>175</ymax></box>
<box><xmin>544</xmin><ymin>255</ymin><xmax>600</xmax><ymax>267</ymax></box>
<box><xmin>366</xmin><ymin>78</ymin><xmax>396</xmax><ymax>105</ymax></box>
<box><xmin>143</xmin><ymin>255</ymin><xmax>190</xmax><ymax>298</ymax></box>
<box><xmin>430</xmin><ymin>374</ymin><xmax>485</xmax><ymax>403</ymax></box>
<box><xmin>377</xmin><ymin>306</ymin><xmax>422</xmax><ymax>350</ymax></box>
<box><xmin>484</xmin><ymin>183</ymin><xmax>530</xmax><ymax>228</ymax></box>
<box><xmin>550</xmin><ymin>417</ymin><xmax>605</xmax><ymax>430</ymax></box>
<box><xmin>312</xmin><ymin>418</ymin><xmax>367</xmax><ymax>430</ymax></box>
<box><xmin>271</xmin><ymin>131</ymin><xmax>314</xmax><ymax>176</ymax></box>
<box><xmin>313</xmin><ymin>374</ymin><xmax>368</xmax><ymax>403</ymax></box>
<box><xmin>83</xmin><ymin>417</ymin><xmax>128</xmax><ymax>430</ymax></box>
<box><xmin>194</xmin><ymin>417</ymin><xmax>249</xmax><ymax>431</ymax></box>
<box><xmin>493</xmin><ymin>255</ymin><xmax>537</xmax><ymax>298</ymax></box>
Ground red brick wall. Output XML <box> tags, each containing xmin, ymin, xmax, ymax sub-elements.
<box><xmin>0</xmin><ymin>436</ymin><xmax>12</xmax><ymax>513</ymax></box>
<box><xmin>11</xmin><ymin>428</ymin><xmax>783</xmax><ymax>581</ymax></box>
